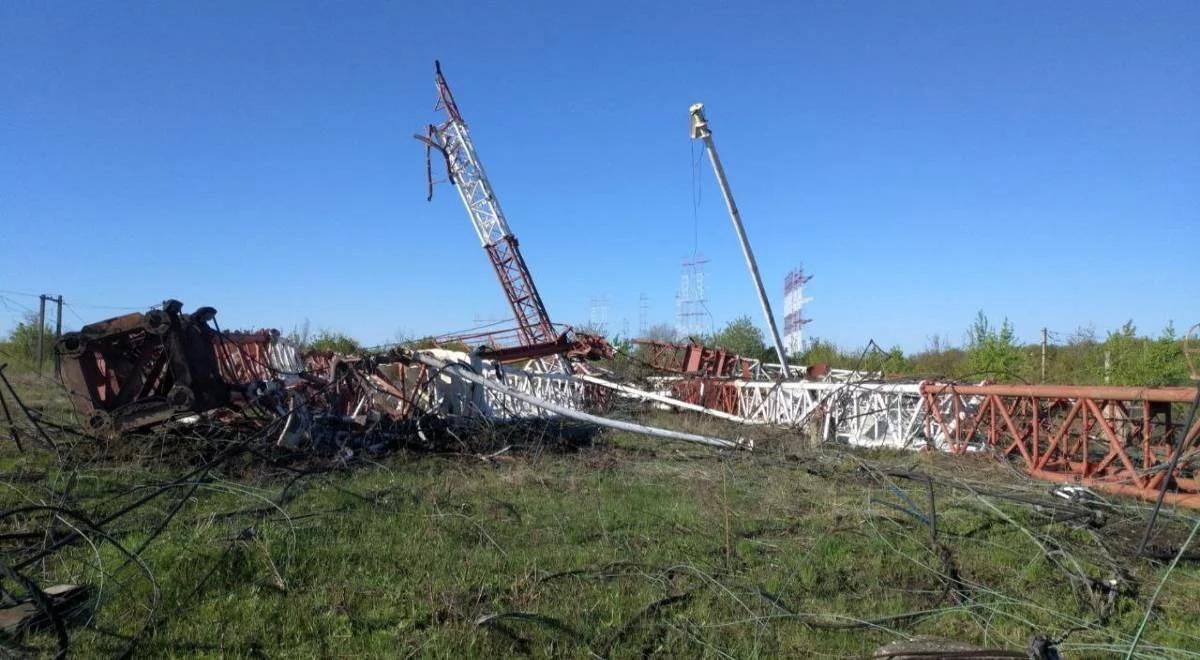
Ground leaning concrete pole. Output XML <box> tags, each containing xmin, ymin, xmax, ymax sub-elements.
<box><xmin>689</xmin><ymin>103</ymin><xmax>790</xmax><ymax>378</ymax></box>
<box><xmin>53</xmin><ymin>296</ymin><xmax>63</xmax><ymax>373</ymax></box>
<box><xmin>36</xmin><ymin>295</ymin><xmax>46</xmax><ymax>375</ymax></box>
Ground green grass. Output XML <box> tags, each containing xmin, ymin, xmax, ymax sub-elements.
<box><xmin>3</xmin><ymin>374</ymin><xmax>1200</xmax><ymax>657</ymax></box>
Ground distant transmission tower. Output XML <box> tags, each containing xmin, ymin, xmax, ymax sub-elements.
<box><xmin>783</xmin><ymin>268</ymin><xmax>812</xmax><ymax>355</ymax></box>
<box><xmin>676</xmin><ymin>255</ymin><xmax>712</xmax><ymax>338</ymax></box>
<box><xmin>588</xmin><ymin>295</ymin><xmax>609</xmax><ymax>335</ymax></box>
<box><xmin>638</xmin><ymin>293</ymin><xmax>649</xmax><ymax>335</ymax></box>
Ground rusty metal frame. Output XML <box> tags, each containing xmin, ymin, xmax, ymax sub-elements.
<box><xmin>921</xmin><ymin>383</ymin><xmax>1200</xmax><ymax>506</ymax></box>
<box><xmin>55</xmin><ymin>301</ymin><xmax>240</xmax><ymax>435</ymax></box>
<box><xmin>632</xmin><ymin>339</ymin><xmax>756</xmax><ymax>379</ymax></box>
<box><xmin>669</xmin><ymin>379</ymin><xmax>741</xmax><ymax>414</ymax></box>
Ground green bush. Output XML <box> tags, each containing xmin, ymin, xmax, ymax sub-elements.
<box><xmin>708</xmin><ymin>316</ymin><xmax>770</xmax><ymax>360</ymax></box>
<box><xmin>0</xmin><ymin>311</ymin><xmax>55</xmax><ymax>371</ymax></box>
<box><xmin>965</xmin><ymin>311</ymin><xmax>1026</xmax><ymax>381</ymax></box>
<box><xmin>307</xmin><ymin>330</ymin><xmax>362</xmax><ymax>355</ymax></box>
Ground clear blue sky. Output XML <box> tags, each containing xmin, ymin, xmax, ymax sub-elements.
<box><xmin>2</xmin><ymin>1</ymin><xmax>1197</xmax><ymax>351</ymax></box>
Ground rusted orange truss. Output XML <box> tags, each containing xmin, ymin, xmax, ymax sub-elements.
<box><xmin>922</xmin><ymin>383</ymin><xmax>1200</xmax><ymax>506</ymax></box>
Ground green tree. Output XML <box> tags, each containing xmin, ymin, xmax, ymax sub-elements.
<box><xmin>0</xmin><ymin>311</ymin><xmax>54</xmax><ymax>367</ymax></box>
<box><xmin>834</xmin><ymin>315</ymin><xmax>1190</xmax><ymax>386</ymax></box>
<box><xmin>911</xmin><ymin>334</ymin><xmax>968</xmax><ymax>377</ymax></box>
<box><xmin>800</xmin><ymin>338</ymin><xmax>844</xmax><ymax>368</ymax></box>
<box><xmin>1102</xmin><ymin>321</ymin><xmax>1189</xmax><ymax>386</ymax></box>
<box><xmin>1144</xmin><ymin>323</ymin><xmax>1189</xmax><ymax>385</ymax></box>
<box><xmin>709</xmin><ymin>316</ymin><xmax>768</xmax><ymax>359</ymax></box>
<box><xmin>881</xmin><ymin>345</ymin><xmax>913</xmax><ymax>377</ymax></box>
<box><xmin>307</xmin><ymin>330</ymin><xmax>362</xmax><ymax>355</ymax></box>
<box><xmin>1046</xmin><ymin>325</ymin><xmax>1103</xmax><ymax>384</ymax></box>
<box><xmin>1103</xmin><ymin>320</ymin><xmax>1141</xmax><ymax>384</ymax></box>
<box><xmin>965</xmin><ymin>311</ymin><xmax>1024</xmax><ymax>381</ymax></box>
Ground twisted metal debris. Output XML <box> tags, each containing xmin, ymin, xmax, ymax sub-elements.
<box><xmin>2</xmin><ymin>303</ymin><xmax>1198</xmax><ymax>658</ymax></box>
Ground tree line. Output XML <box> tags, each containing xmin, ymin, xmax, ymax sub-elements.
<box><xmin>5</xmin><ymin>308</ymin><xmax>1193</xmax><ymax>387</ymax></box>
<box><xmin>617</xmin><ymin>312</ymin><xmax>1194</xmax><ymax>387</ymax></box>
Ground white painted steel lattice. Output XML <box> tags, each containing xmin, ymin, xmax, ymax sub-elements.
<box><xmin>736</xmin><ymin>380</ymin><xmax>933</xmax><ymax>449</ymax></box>
<box><xmin>423</xmin><ymin>62</ymin><xmax>556</xmax><ymax>346</ymax></box>
<box><xmin>783</xmin><ymin>268</ymin><xmax>812</xmax><ymax>355</ymax></box>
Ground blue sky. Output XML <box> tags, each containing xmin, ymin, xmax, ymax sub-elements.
<box><xmin>2</xmin><ymin>1</ymin><xmax>1197</xmax><ymax>351</ymax></box>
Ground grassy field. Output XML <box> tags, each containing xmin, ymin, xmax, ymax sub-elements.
<box><xmin>3</xmin><ymin>372</ymin><xmax>1200</xmax><ymax>658</ymax></box>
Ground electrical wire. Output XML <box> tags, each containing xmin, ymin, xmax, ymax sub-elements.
<box><xmin>0</xmin><ymin>294</ymin><xmax>37</xmax><ymax>315</ymax></box>
<box><xmin>63</xmin><ymin>303</ymin><xmax>89</xmax><ymax>327</ymax></box>
<box><xmin>0</xmin><ymin>289</ymin><xmax>151</xmax><ymax>311</ymax></box>
<box><xmin>1135</xmin><ymin>383</ymin><xmax>1200</xmax><ymax>557</ymax></box>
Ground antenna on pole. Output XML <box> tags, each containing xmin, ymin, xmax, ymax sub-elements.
<box><xmin>689</xmin><ymin>103</ymin><xmax>791</xmax><ymax>378</ymax></box>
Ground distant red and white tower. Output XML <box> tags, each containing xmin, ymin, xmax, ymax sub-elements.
<box><xmin>783</xmin><ymin>268</ymin><xmax>812</xmax><ymax>355</ymax></box>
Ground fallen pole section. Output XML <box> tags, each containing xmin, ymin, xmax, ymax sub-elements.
<box><xmin>689</xmin><ymin>103</ymin><xmax>791</xmax><ymax>378</ymax></box>
<box><xmin>575</xmin><ymin>374</ymin><xmax>763</xmax><ymax>425</ymax></box>
<box><xmin>411</xmin><ymin>352</ymin><xmax>742</xmax><ymax>450</ymax></box>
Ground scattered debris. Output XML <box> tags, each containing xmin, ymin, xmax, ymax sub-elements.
<box><xmin>48</xmin><ymin>301</ymin><xmax>1200</xmax><ymax>510</ymax></box>
<box><xmin>872</xmin><ymin>636</ymin><xmax>1031</xmax><ymax>659</ymax></box>
<box><xmin>0</xmin><ymin>584</ymin><xmax>89</xmax><ymax>636</ymax></box>
<box><xmin>55</xmin><ymin>300</ymin><xmax>297</xmax><ymax>436</ymax></box>
<box><xmin>52</xmin><ymin>302</ymin><xmax>729</xmax><ymax>456</ymax></box>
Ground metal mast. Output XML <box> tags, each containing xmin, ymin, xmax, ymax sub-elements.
<box><xmin>420</xmin><ymin>61</ymin><xmax>556</xmax><ymax>347</ymax></box>
<box><xmin>783</xmin><ymin>268</ymin><xmax>813</xmax><ymax>355</ymax></box>
<box><xmin>689</xmin><ymin>103</ymin><xmax>791</xmax><ymax>378</ymax></box>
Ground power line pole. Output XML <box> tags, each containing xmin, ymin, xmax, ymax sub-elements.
<box><xmin>36</xmin><ymin>295</ymin><xmax>46</xmax><ymax>375</ymax></box>
<box><xmin>52</xmin><ymin>295</ymin><xmax>63</xmax><ymax>373</ymax></box>
<box><xmin>1040</xmin><ymin>327</ymin><xmax>1047</xmax><ymax>383</ymax></box>
<box><xmin>35</xmin><ymin>294</ymin><xmax>64</xmax><ymax>375</ymax></box>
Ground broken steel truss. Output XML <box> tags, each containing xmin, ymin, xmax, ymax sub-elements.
<box><xmin>419</xmin><ymin>61</ymin><xmax>555</xmax><ymax>347</ymax></box>
<box><xmin>655</xmin><ymin>373</ymin><xmax>1200</xmax><ymax>506</ymax></box>
<box><xmin>416</xmin><ymin>61</ymin><xmax>612</xmax><ymax>366</ymax></box>
<box><xmin>55</xmin><ymin>303</ymin><xmax>615</xmax><ymax>442</ymax></box>
<box><xmin>633</xmin><ymin>339</ymin><xmax>757</xmax><ymax>379</ymax></box>
<box><xmin>53</xmin><ymin>302</ymin><xmax>1200</xmax><ymax>507</ymax></box>
<box><xmin>438</xmin><ymin>325</ymin><xmax>614</xmax><ymax>364</ymax></box>
<box><xmin>634</xmin><ymin>338</ymin><xmax>865</xmax><ymax>382</ymax></box>
<box><xmin>922</xmin><ymin>383</ymin><xmax>1200</xmax><ymax>506</ymax></box>
<box><xmin>656</xmin><ymin>377</ymin><xmax>928</xmax><ymax>449</ymax></box>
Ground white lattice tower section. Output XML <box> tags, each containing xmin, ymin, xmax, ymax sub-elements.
<box><xmin>783</xmin><ymin>268</ymin><xmax>812</xmax><ymax>354</ymax></box>
<box><xmin>589</xmin><ymin>295</ymin><xmax>609</xmax><ymax>335</ymax></box>
<box><xmin>425</xmin><ymin>62</ymin><xmax>556</xmax><ymax>346</ymax></box>
<box><xmin>675</xmin><ymin>256</ymin><xmax>711</xmax><ymax>338</ymax></box>
<box><xmin>638</xmin><ymin>293</ymin><xmax>649</xmax><ymax>335</ymax></box>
